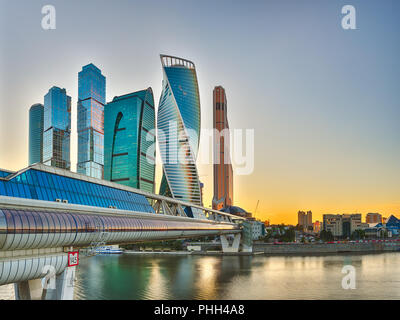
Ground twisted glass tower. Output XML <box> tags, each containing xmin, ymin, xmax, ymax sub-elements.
<box><xmin>157</xmin><ymin>55</ymin><xmax>202</xmax><ymax>205</ymax></box>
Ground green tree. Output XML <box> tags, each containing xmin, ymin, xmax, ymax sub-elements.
<box><xmin>281</xmin><ymin>228</ymin><xmax>295</xmax><ymax>242</ymax></box>
<box><xmin>351</xmin><ymin>229</ymin><xmax>365</xmax><ymax>240</ymax></box>
<box><xmin>320</xmin><ymin>230</ymin><xmax>334</xmax><ymax>242</ymax></box>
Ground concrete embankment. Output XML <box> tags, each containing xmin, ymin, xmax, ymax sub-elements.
<box><xmin>254</xmin><ymin>242</ymin><xmax>400</xmax><ymax>255</ymax></box>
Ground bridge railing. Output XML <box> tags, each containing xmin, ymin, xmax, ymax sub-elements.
<box><xmin>0</xmin><ymin>163</ymin><xmax>245</xmax><ymax>224</ymax></box>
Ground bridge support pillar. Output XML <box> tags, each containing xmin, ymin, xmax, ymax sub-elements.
<box><xmin>242</xmin><ymin>244</ymin><xmax>253</xmax><ymax>253</ymax></box>
<box><xmin>43</xmin><ymin>266</ymin><xmax>76</xmax><ymax>300</ymax></box>
<box><xmin>220</xmin><ymin>234</ymin><xmax>241</xmax><ymax>253</ymax></box>
<box><xmin>14</xmin><ymin>266</ymin><xmax>76</xmax><ymax>300</ymax></box>
<box><xmin>14</xmin><ymin>278</ymin><xmax>43</xmax><ymax>300</ymax></box>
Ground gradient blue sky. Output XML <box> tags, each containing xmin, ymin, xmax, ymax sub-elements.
<box><xmin>0</xmin><ymin>0</ymin><xmax>399</xmax><ymax>223</ymax></box>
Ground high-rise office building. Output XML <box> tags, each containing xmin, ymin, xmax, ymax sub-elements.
<box><xmin>298</xmin><ymin>210</ymin><xmax>313</xmax><ymax>230</ymax></box>
<box><xmin>323</xmin><ymin>214</ymin><xmax>343</xmax><ymax>237</ymax></box>
<box><xmin>28</xmin><ymin>103</ymin><xmax>44</xmax><ymax>165</ymax></box>
<box><xmin>212</xmin><ymin>86</ymin><xmax>233</xmax><ymax>210</ymax></box>
<box><xmin>157</xmin><ymin>55</ymin><xmax>202</xmax><ymax>205</ymax></box>
<box><xmin>307</xmin><ymin>210</ymin><xmax>312</xmax><ymax>226</ymax></box>
<box><xmin>104</xmin><ymin>88</ymin><xmax>156</xmax><ymax>193</ymax></box>
<box><xmin>77</xmin><ymin>63</ymin><xmax>106</xmax><ymax>179</ymax></box>
<box><xmin>43</xmin><ymin>86</ymin><xmax>71</xmax><ymax>170</ymax></box>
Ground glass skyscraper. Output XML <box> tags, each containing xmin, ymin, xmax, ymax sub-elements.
<box><xmin>28</xmin><ymin>103</ymin><xmax>44</xmax><ymax>165</ymax></box>
<box><xmin>157</xmin><ymin>55</ymin><xmax>202</xmax><ymax>205</ymax></box>
<box><xmin>43</xmin><ymin>86</ymin><xmax>71</xmax><ymax>170</ymax></box>
<box><xmin>77</xmin><ymin>63</ymin><xmax>106</xmax><ymax>179</ymax></box>
<box><xmin>104</xmin><ymin>88</ymin><xmax>156</xmax><ymax>193</ymax></box>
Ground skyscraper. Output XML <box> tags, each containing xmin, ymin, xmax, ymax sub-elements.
<box><xmin>28</xmin><ymin>103</ymin><xmax>44</xmax><ymax>165</ymax></box>
<box><xmin>212</xmin><ymin>86</ymin><xmax>233</xmax><ymax>210</ymax></box>
<box><xmin>104</xmin><ymin>88</ymin><xmax>156</xmax><ymax>193</ymax></box>
<box><xmin>157</xmin><ymin>55</ymin><xmax>202</xmax><ymax>205</ymax></box>
<box><xmin>298</xmin><ymin>210</ymin><xmax>313</xmax><ymax>230</ymax></box>
<box><xmin>43</xmin><ymin>86</ymin><xmax>71</xmax><ymax>170</ymax></box>
<box><xmin>77</xmin><ymin>63</ymin><xmax>106</xmax><ymax>179</ymax></box>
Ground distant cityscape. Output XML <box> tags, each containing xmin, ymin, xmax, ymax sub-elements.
<box><xmin>256</xmin><ymin>211</ymin><xmax>400</xmax><ymax>244</ymax></box>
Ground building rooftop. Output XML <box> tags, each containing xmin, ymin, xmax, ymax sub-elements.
<box><xmin>387</xmin><ymin>215</ymin><xmax>400</xmax><ymax>226</ymax></box>
<box><xmin>81</xmin><ymin>63</ymin><xmax>102</xmax><ymax>73</ymax></box>
<box><xmin>160</xmin><ymin>54</ymin><xmax>195</xmax><ymax>70</ymax></box>
<box><xmin>110</xmin><ymin>88</ymin><xmax>152</xmax><ymax>103</ymax></box>
<box><xmin>0</xmin><ymin>169</ymin><xmax>14</xmax><ymax>178</ymax></box>
<box><xmin>0</xmin><ymin>163</ymin><xmax>154</xmax><ymax>213</ymax></box>
<box><xmin>221</xmin><ymin>206</ymin><xmax>250</xmax><ymax>217</ymax></box>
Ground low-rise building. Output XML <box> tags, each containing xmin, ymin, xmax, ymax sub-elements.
<box><xmin>313</xmin><ymin>221</ymin><xmax>321</xmax><ymax>233</ymax></box>
<box><xmin>323</xmin><ymin>213</ymin><xmax>363</xmax><ymax>238</ymax></box>
<box><xmin>385</xmin><ymin>215</ymin><xmax>400</xmax><ymax>236</ymax></box>
<box><xmin>323</xmin><ymin>214</ymin><xmax>343</xmax><ymax>237</ymax></box>
<box><xmin>247</xmin><ymin>219</ymin><xmax>265</xmax><ymax>240</ymax></box>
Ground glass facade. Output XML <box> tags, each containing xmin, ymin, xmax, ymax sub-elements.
<box><xmin>43</xmin><ymin>87</ymin><xmax>71</xmax><ymax>170</ymax></box>
<box><xmin>77</xmin><ymin>64</ymin><xmax>106</xmax><ymax>179</ymax></box>
<box><xmin>0</xmin><ymin>166</ymin><xmax>154</xmax><ymax>213</ymax></box>
<box><xmin>157</xmin><ymin>55</ymin><xmax>202</xmax><ymax>205</ymax></box>
<box><xmin>0</xmin><ymin>169</ymin><xmax>13</xmax><ymax>178</ymax></box>
<box><xmin>28</xmin><ymin>103</ymin><xmax>44</xmax><ymax>165</ymax></box>
<box><xmin>104</xmin><ymin>88</ymin><xmax>156</xmax><ymax>193</ymax></box>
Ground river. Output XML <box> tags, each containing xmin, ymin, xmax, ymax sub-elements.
<box><xmin>1</xmin><ymin>252</ymin><xmax>399</xmax><ymax>300</ymax></box>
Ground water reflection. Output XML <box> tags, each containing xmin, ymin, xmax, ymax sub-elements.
<box><xmin>1</xmin><ymin>253</ymin><xmax>399</xmax><ymax>300</ymax></box>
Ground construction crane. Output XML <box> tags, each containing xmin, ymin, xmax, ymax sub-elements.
<box><xmin>254</xmin><ymin>200</ymin><xmax>260</xmax><ymax>218</ymax></box>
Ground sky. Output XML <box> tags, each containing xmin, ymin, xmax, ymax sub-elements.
<box><xmin>0</xmin><ymin>0</ymin><xmax>399</xmax><ymax>224</ymax></box>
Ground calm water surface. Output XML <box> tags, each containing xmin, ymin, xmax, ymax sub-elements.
<box><xmin>1</xmin><ymin>252</ymin><xmax>399</xmax><ymax>300</ymax></box>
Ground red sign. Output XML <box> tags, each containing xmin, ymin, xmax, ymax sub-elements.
<box><xmin>68</xmin><ymin>251</ymin><xmax>79</xmax><ymax>267</ymax></box>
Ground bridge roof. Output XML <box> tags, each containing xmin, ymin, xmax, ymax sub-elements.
<box><xmin>0</xmin><ymin>168</ymin><xmax>14</xmax><ymax>178</ymax></box>
<box><xmin>0</xmin><ymin>164</ymin><xmax>245</xmax><ymax>220</ymax></box>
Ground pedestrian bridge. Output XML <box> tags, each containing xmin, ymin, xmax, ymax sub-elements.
<box><xmin>0</xmin><ymin>196</ymin><xmax>241</xmax><ymax>252</ymax></box>
<box><xmin>0</xmin><ymin>196</ymin><xmax>247</xmax><ymax>299</ymax></box>
<box><xmin>0</xmin><ymin>166</ymin><xmax>252</xmax><ymax>300</ymax></box>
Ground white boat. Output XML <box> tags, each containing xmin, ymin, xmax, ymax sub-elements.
<box><xmin>95</xmin><ymin>246</ymin><xmax>124</xmax><ymax>254</ymax></box>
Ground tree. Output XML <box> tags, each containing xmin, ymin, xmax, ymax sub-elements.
<box><xmin>351</xmin><ymin>229</ymin><xmax>365</xmax><ymax>240</ymax></box>
<box><xmin>295</xmin><ymin>224</ymin><xmax>303</xmax><ymax>231</ymax></box>
<box><xmin>320</xmin><ymin>230</ymin><xmax>334</xmax><ymax>242</ymax></box>
<box><xmin>281</xmin><ymin>227</ymin><xmax>295</xmax><ymax>242</ymax></box>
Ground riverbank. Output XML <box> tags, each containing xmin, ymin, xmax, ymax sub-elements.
<box><xmin>123</xmin><ymin>241</ymin><xmax>400</xmax><ymax>256</ymax></box>
<box><xmin>123</xmin><ymin>250</ymin><xmax>261</xmax><ymax>256</ymax></box>
<box><xmin>124</xmin><ymin>250</ymin><xmax>191</xmax><ymax>255</ymax></box>
<box><xmin>254</xmin><ymin>241</ymin><xmax>400</xmax><ymax>255</ymax></box>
